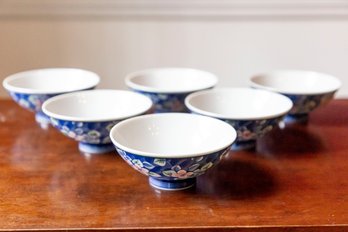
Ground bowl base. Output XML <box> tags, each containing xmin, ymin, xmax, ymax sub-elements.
<box><xmin>285</xmin><ymin>113</ymin><xmax>309</xmax><ymax>124</ymax></box>
<box><xmin>149</xmin><ymin>177</ymin><xmax>196</xmax><ymax>191</ymax></box>
<box><xmin>232</xmin><ymin>140</ymin><xmax>256</xmax><ymax>151</ymax></box>
<box><xmin>79</xmin><ymin>142</ymin><xmax>115</xmax><ymax>154</ymax></box>
<box><xmin>35</xmin><ymin>112</ymin><xmax>51</xmax><ymax>130</ymax></box>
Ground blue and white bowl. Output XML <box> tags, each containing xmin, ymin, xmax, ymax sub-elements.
<box><xmin>250</xmin><ymin>70</ymin><xmax>341</xmax><ymax>123</ymax></box>
<box><xmin>185</xmin><ymin>88</ymin><xmax>293</xmax><ymax>150</ymax></box>
<box><xmin>110</xmin><ymin>113</ymin><xmax>236</xmax><ymax>191</ymax></box>
<box><xmin>42</xmin><ymin>89</ymin><xmax>153</xmax><ymax>154</ymax></box>
<box><xmin>125</xmin><ymin>68</ymin><xmax>218</xmax><ymax>113</ymax></box>
<box><xmin>2</xmin><ymin>68</ymin><xmax>100</xmax><ymax>129</ymax></box>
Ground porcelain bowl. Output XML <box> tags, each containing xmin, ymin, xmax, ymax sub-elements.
<box><xmin>2</xmin><ymin>68</ymin><xmax>100</xmax><ymax>129</ymax></box>
<box><xmin>185</xmin><ymin>88</ymin><xmax>293</xmax><ymax>150</ymax></box>
<box><xmin>250</xmin><ymin>70</ymin><xmax>341</xmax><ymax>123</ymax></box>
<box><xmin>125</xmin><ymin>68</ymin><xmax>218</xmax><ymax>113</ymax></box>
<box><xmin>42</xmin><ymin>89</ymin><xmax>153</xmax><ymax>154</ymax></box>
<box><xmin>110</xmin><ymin>113</ymin><xmax>236</xmax><ymax>191</ymax></box>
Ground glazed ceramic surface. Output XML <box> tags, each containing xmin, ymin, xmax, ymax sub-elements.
<box><xmin>250</xmin><ymin>70</ymin><xmax>341</xmax><ymax>123</ymax></box>
<box><xmin>2</xmin><ymin>68</ymin><xmax>100</xmax><ymax>128</ymax></box>
<box><xmin>42</xmin><ymin>89</ymin><xmax>153</xmax><ymax>154</ymax></box>
<box><xmin>110</xmin><ymin>113</ymin><xmax>236</xmax><ymax>190</ymax></box>
<box><xmin>185</xmin><ymin>88</ymin><xmax>293</xmax><ymax>150</ymax></box>
<box><xmin>125</xmin><ymin>68</ymin><xmax>218</xmax><ymax>113</ymax></box>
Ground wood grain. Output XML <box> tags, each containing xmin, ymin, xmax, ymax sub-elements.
<box><xmin>0</xmin><ymin>99</ymin><xmax>347</xmax><ymax>231</ymax></box>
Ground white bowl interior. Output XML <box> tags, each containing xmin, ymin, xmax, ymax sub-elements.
<box><xmin>125</xmin><ymin>68</ymin><xmax>218</xmax><ymax>93</ymax></box>
<box><xmin>42</xmin><ymin>90</ymin><xmax>152</xmax><ymax>122</ymax></box>
<box><xmin>185</xmin><ymin>88</ymin><xmax>293</xmax><ymax>120</ymax></box>
<box><xmin>3</xmin><ymin>68</ymin><xmax>100</xmax><ymax>94</ymax></box>
<box><xmin>110</xmin><ymin>113</ymin><xmax>236</xmax><ymax>158</ymax></box>
<box><xmin>250</xmin><ymin>70</ymin><xmax>341</xmax><ymax>95</ymax></box>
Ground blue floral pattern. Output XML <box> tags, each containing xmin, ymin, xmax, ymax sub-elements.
<box><xmin>115</xmin><ymin>146</ymin><xmax>230</xmax><ymax>181</ymax></box>
<box><xmin>50</xmin><ymin>118</ymin><xmax>119</xmax><ymax>145</ymax></box>
<box><xmin>9</xmin><ymin>92</ymin><xmax>56</xmax><ymax>112</ymax></box>
<box><xmin>134</xmin><ymin>90</ymin><xmax>188</xmax><ymax>113</ymax></box>
<box><xmin>223</xmin><ymin>117</ymin><xmax>282</xmax><ymax>142</ymax></box>
<box><xmin>285</xmin><ymin>92</ymin><xmax>335</xmax><ymax>115</ymax></box>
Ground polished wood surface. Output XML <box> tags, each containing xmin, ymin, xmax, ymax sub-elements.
<box><xmin>0</xmin><ymin>99</ymin><xmax>348</xmax><ymax>231</ymax></box>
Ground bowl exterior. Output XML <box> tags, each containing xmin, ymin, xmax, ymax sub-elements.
<box><xmin>7</xmin><ymin>86</ymin><xmax>97</xmax><ymax>113</ymax></box>
<box><xmin>50</xmin><ymin>118</ymin><xmax>119</xmax><ymax>144</ymax></box>
<box><xmin>285</xmin><ymin>91</ymin><xmax>335</xmax><ymax>115</ymax></box>
<box><xmin>115</xmin><ymin>146</ymin><xmax>230</xmax><ymax>180</ymax></box>
<box><xmin>9</xmin><ymin>92</ymin><xmax>55</xmax><ymax>112</ymax></box>
<box><xmin>133</xmin><ymin>90</ymin><xmax>188</xmax><ymax>113</ymax></box>
<box><xmin>222</xmin><ymin>117</ymin><xmax>283</xmax><ymax>142</ymax></box>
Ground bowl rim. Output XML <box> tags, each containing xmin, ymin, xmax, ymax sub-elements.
<box><xmin>185</xmin><ymin>87</ymin><xmax>293</xmax><ymax>120</ymax></box>
<box><xmin>2</xmin><ymin>68</ymin><xmax>100</xmax><ymax>94</ymax></box>
<box><xmin>249</xmin><ymin>70</ymin><xmax>342</xmax><ymax>95</ymax></box>
<box><xmin>42</xmin><ymin>89</ymin><xmax>153</xmax><ymax>122</ymax></box>
<box><xmin>124</xmin><ymin>67</ymin><xmax>218</xmax><ymax>94</ymax></box>
<box><xmin>110</xmin><ymin>113</ymin><xmax>236</xmax><ymax>158</ymax></box>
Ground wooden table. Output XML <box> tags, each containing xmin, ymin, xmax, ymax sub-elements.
<box><xmin>0</xmin><ymin>99</ymin><xmax>347</xmax><ymax>231</ymax></box>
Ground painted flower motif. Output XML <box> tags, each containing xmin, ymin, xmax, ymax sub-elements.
<box><xmin>131</xmin><ymin>159</ymin><xmax>150</xmax><ymax>175</ymax></box>
<box><xmin>115</xmin><ymin>147</ymin><xmax>228</xmax><ymax>181</ymax></box>
<box><xmin>238</xmin><ymin>129</ymin><xmax>255</xmax><ymax>140</ymax></box>
<box><xmin>163</xmin><ymin>169</ymin><xmax>194</xmax><ymax>179</ymax></box>
<box><xmin>84</xmin><ymin>130</ymin><xmax>101</xmax><ymax>143</ymax></box>
<box><xmin>164</xmin><ymin>99</ymin><xmax>185</xmax><ymax>112</ymax></box>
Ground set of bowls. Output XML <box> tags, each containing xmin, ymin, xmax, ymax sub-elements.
<box><xmin>2</xmin><ymin>67</ymin><xmax>341</xmax><ymax>190</ymax></box>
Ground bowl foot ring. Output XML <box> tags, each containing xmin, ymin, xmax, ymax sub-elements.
<box><xmin>35</xmin><ymin>112</ymin><xmax>51</xmax><ymax>130</ymax></box>
<box><xmin>149</xmin><ymin>177</ymin><xmax>196</xmax><ymax>191</ymax></box>
<box><xmin>284</xmin><ymin>113</ymin><xmax>309</xmax><ymax>124</ymax></box>
<box><xmin>79</xmin><ymin>142</ymin><xmax>115</xmax><ymax>154</ymax></box>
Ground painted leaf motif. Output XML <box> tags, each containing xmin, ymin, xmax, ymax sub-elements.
<box><xmin>132</xmin><ymin>159</ymin><xmax>143</xmax><ymax>168</ymax></box>
<box><xmin>142</xmin><ymin>161</ymin><xmax>155</xmax><ymax>170</ymax></box>
<box><xmin>201</xmin><ymin>162</ymin><xmax>213</xmax><ymax>171</ymax></box>
<box><xmin>162</xmin><ymin>170</ymin><xmax>176</xmax><ymax>177</ymax></box>
<box><xmin>148</xmin><ymin>172</ymin><xmax>161</xmax><ymax>177</ymax></box>
<box><xmin>154</xmin><ymin>158</ymin><xmax>166</xmax><ymax>166</ymax></box>
<box><xmin>188</xmin><ymin>163</ymin><xmax>200</xmax><ymax>171</ymax></box>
